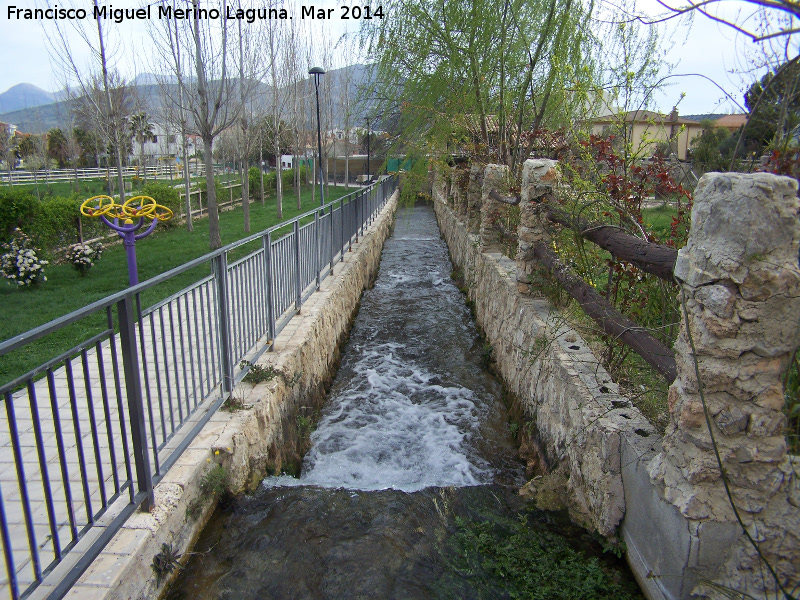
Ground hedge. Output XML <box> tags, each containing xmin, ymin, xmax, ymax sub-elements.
<box><xmin>140</xmin><ymin>182</ymin><xmax>182</xmax><ymax>229</ymax></box>
<box><xmin>248</xmin><ymin>167</ymin><xmax>305</xmax><ymax>199</ymax></box>
<box><xmin>0</xmin><ymin>188</ymin><xmax>107</xmax><ymax>252</ymax></box>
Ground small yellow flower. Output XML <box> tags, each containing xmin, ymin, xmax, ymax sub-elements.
<box><xmin>214</xmin><ymin>450</ymin><xmax>220</xmax><ymax>455</ymax></box>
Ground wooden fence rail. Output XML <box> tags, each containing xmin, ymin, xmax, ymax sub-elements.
<box><xmin>530</xmin><ymin>241</ymin><xmax>677</xmax><ymax>382</ymax></box>
<box><xmin>485</xmin><ymin>180</ymin><xmax>678</xmax><ymax>383</ymax></box>
<box><xmin>545</xmin><ymin>208</ymin><xmax>678</xmax><ymax>282</ymax></box>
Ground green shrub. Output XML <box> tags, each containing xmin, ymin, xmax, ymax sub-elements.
<box><xmin>239</xmin><ymin>360</ymin><xmax>280</xmax><ymax>384</ymax></box>
<box><xmin>0</xmin><ymin>188</ymin><xmax>39</xmax><ymax>244</ymax></box>
<box><xmin>0</xmin><ymin>190</ymin><xmax>113</xmax><ymax>252</ymax></box>
<box><xmin>141</xmin><ymin>182</ymin><xmax>182</xmax><ymax>229</ymax></box>
<box><xmin>196</xmin><ymin>177</ymin><xmax>226</xmax><ymax>206</ymax></box>
<box><xmin>248</xmin><ymin>166</ymin><xmax>262</xmax><ymax>198</ymax></box>
<box><xmin>248</xmin><ymin>167</ymin><xmax>303</xmax><ymax>199</ymax></box>
<box><xmin>281</xmin><ymin>167</ymin><xmax>295</xmax><ymax>191</ymax></box>
<box><xmin>199</xmin><ymin>464</ymin><xmax>231</xmax><ymax>499</ymax></box>
<box><xmin>263</xmin><ymin>170</ymin><xmax>277</xmax><ymax>193</ymax></box>
<box><xmin>33</xmin><ymin>195</ymin><xmax>88</xmax><ymax>250</ymax></box>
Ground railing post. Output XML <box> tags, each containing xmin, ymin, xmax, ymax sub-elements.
<box><xmin>314</xmin><ymin>209</ymin><xmax>321</xmax><ymax>289</ymax></box>
<box><xmin>354</xmin><ymin>192</ymin><xmax>360</xmax><ymax>243</ymax></box>
<box><xmin>348</xmin><ymin>195</ymin><xmax>354</xmax><ymax>251</ymax></box>
<box><xmin>263</xmin><ymin>232</ymin><xmax>276</xmax><ymax>348</ymax></box>
<box><xmin>329</xmin><ymin>203</ymin><xmax>334</xmax><ymax>273</ymax></box>
<box><xmin>212</xmin><ymin>254</ymin><xmax>234</xmax><ymax>395</ymax></box>
<box><xmin>359</xmin><ymin>188</ymin><xmax>364</xmax><ymax>238</ymax></box>
<box><xmin>293</xmin><ymin>219</ymin><xmax>302</xmax><ymax>310</ymax></box>
<box><xmin>340</xmin><ymin>196</ymin><xmax>345</xmax><ymax>262</ymax></box>
<box><xmin>117</xmin><ymin>294</ymin><xmax>154</xmax><ymax>511</ymax></box>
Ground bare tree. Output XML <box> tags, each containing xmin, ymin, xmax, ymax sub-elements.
<box><xmin>235</xmin><ymin>6</ymin><xmax>265</xmax><ymax>233</ymax></box>
<box><xmin>150</xmin><ymin>0</ymin><xmax>255</xmax><ymax>249</ymax></box>
<box><xmin>46</xmin><ymin>0</ymin><xmax>132</xmax><ymax>203</ymax></box>
<box><xmin>285</xmin><ymin>18</ymin><xmax>310</xmax><ymax>209</ymax></box>
<box><xmin>266</xmin><ymin>18</ymin><xmax>287</xmax><ymax>220</ymax></box>
<box><xmin>336</xmin><ymin>43</ymin><xmax>359</xmax><ymax>189</ymax></box>
<box><xmin>628</xmin><ymin>1</ymin><xmax>800</xmax><ymax>43</ymax></box>
<box><xmin>0</xmin><ymin>125</ymin><xmax>18</xmax><ymax>184</ymax></box>
<box><xmin>149</xmin><ymin>8</ymin><xmax>197</xmax><ymax>231</ymax></box>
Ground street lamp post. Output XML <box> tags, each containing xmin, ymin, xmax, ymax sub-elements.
<box><xmin>309</xmin><ymin>66</ymin><xmax>325</xmax><ymax>206</ymax></box>
<box><xmin>365</xmin><ymin>118</ymin><xmax>370</xmax><ymax>184</ymax></box>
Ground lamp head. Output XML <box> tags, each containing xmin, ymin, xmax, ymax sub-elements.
<box><xmin>308</xmin><ymin>66</ymin><xmax>325</xmax><ymax>76</ymax></box>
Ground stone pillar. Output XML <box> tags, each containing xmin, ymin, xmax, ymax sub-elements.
<box><xmin>466</xmin><ymin>163</ymin><xmax>484</xmax><ymax>232</ymax></box>
<box><xmin>651</xmin><ymin>172</ymin><xmax>800</xmax><ymax>594</ymax></box>
<box><xmin>479</xmin><ymin>163</ymin><xmax>510</xmax><ymax>249</ymax></box>
<box><xmin>432</xmin><ymin>169</ymin><xmax>448</xmax><ymax>204</ymax></box>
<box><xmin>516</xmin><ymin>159</ymin><xmax>559</xmax><ymax>295</ymax></box>
<box><xmin>450</xmin><ymin>167</ymin><xmax>467</xmax><ymax>216</ymax></box>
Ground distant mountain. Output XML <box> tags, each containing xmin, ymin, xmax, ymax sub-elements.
<box><xmin>0</xmin><ymin>63</ymin><xmax>380</xmax><ymax>134</ymax></box>
<box><xmin>132</xmin><ymin>73</ymin><xmax>160</xmax><ymax>87</ymax></box>
<box><xmin>0</xmin><ymin>83</ymin><xmax>162</xmax><ymax>133</ymax></box>
<box><xmin>0</xmin><ymin>83</ymin><xmax>56</xmax><ymax>115</ymax></box>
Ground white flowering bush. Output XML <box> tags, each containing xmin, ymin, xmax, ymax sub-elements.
<box><xmin>0</xmin><ymin>229</ymin><xmax>48</xmax><ymax>287</ymax></box>
<box><xmin>66</xmin><ymin>241</ymin><xmax>104</xmax><ymax>276</ymax></box>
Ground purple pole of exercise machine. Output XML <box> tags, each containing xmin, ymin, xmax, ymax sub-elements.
<box><xmin>100</xmin><ymin>215</ymin><xmax>160</xmax><ymax>286</ymax></box>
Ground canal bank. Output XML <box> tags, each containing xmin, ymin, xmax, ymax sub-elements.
<box><xmin>163</xmin><ymin>201</ymin><xmax>643</xmax><ymax>599</ymax></box>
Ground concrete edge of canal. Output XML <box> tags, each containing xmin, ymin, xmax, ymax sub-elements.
<box><xmin>55</xmin><ymin>190</ymin><xmax>399</xmax><ymax>600</ymax></box>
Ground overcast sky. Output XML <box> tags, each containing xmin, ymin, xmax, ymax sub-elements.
<box><xmin>0</xmin><ymin>0</ymin><xmax>794</xmax><ymax>116</ymax></box>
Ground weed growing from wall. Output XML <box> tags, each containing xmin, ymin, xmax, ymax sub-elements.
<box><xmin>152</xmin><ymin>543</ymin><xmax>182</xmax><ymax>586</ymax></box>
<box><xmin>239</xmin><ymin>360</ymin><xmax>280</xmax><ymax>384</ymax></box>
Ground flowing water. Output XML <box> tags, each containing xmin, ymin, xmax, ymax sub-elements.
<box><xmin>165</xmin><ymin>203</ymin><xmax>643</xmax><ymax>600</ymax></box>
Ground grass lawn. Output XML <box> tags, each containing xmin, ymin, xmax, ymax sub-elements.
<box><xmin>641</xmin><ymin>202</ymin><xmax>688</xmax><ymax>244</ymax></box>
<box><xmin>0</xmin><ymin>184</ymin><xmax>356</xmax><ymax>385</ymax></box>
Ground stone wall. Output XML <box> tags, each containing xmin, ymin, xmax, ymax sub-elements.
<box><xmin>434</xmin><ymin>164</ymin><xmax>800</xmax><ymax>600</ymax></box>
<box><xmin>434</xmin><ymin>172</ymin><xmax>656</xmax><ymax>537</ymax></box>
<box><xmin>56</xmin><ymin>191</ymin><xmax>399</xmax><ymax>600</ymax></box>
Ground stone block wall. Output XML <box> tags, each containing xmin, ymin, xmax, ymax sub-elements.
<box><xmin>435</xmin><ymin>162</ymin><xmax>800</xmax><ymax>600</ymax></box>
<box><xmin>434</xmin><ymin>180</ymin><xmax>656</xmax><ymax>538</ymax></box>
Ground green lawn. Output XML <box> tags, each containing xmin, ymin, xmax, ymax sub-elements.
<box><xmin>642</xmin><ymin>204</ymin><xmax>675</xmax><ymax>237</ymax></box>
<box><xmin>0</xmin><ymin>185</ymin><xmax>356</xmax><ymax>385</ymax></box>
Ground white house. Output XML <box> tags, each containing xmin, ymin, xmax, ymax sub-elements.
<box><xmin>133</xmin><ymin>124</ymin><xmax>198</xmax><ymax>169</ymax></box>
<box><xmin>280</xmin><ymin>154</ymin><xmax>313</xmax><ymax>170</ymax></box>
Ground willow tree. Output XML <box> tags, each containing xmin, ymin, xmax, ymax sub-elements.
<box><xmin>361</xmin><ymin>0</ymin><xmax>595</xmax><ymax>169</ymax></box>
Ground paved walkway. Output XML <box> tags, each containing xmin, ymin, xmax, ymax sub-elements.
<box><xmin>0</xmin><ymin>187</ymin><xmax>391</xmax><ymax>599</ymax></box>
<box><xmin>0</xmin><ymin>257</ymin><xmax>299</xmax><ymax>599</ymax></box>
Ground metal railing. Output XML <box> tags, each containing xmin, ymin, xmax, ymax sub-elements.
<box><xmin>0</xmin><ymin>175</ymin><xmax>397</xmax><ymax>599</ymax></box>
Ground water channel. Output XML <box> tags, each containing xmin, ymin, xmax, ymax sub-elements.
<box><xmin>165</xmin><ymin>203</ymin><xmax>643</xmax><ymax>599</ymax></box>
